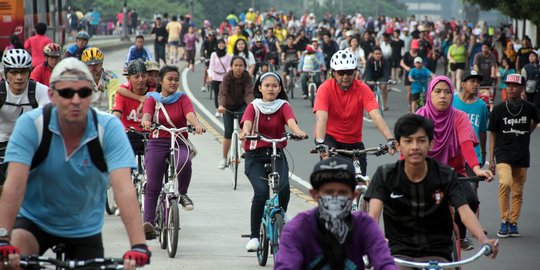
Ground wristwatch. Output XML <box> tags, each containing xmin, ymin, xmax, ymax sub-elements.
<box><xmin>0</xmin><ymin>228</ymin><xmax>10</xmax><ymax>239</ymax></box>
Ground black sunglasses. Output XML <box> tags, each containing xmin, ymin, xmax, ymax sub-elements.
<box><xmin>56</xmin><ymin>87</ymin><xmax>93</xmax><ymax>99</ymax></box>
<box><xmin>335</xmin><ymin>69</ymin><xmax>356</xmax><ymax>76</ymax></box>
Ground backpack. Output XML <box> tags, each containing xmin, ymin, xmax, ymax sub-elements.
<box><xmin>30</xmin><ymin>104</ymin><xmax>108</xmax><ymax>172</ymax></box>
<box><xmin>0</xmin><ymin>80</ymin><xmax>38</xmax><ymax>110</ymax></box>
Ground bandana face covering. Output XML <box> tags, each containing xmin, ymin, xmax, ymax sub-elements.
<box><xmin>317</xmin><ymin>195</ymin><xmax>352</xmax><ymax>244</ymax></box>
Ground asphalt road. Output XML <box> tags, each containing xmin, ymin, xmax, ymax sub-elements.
<box><xmin>98</xmin><ymin>44</ymin><xmax>539</xmax><ymax>269</ymax></box>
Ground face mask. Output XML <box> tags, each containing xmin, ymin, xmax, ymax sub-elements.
<box><xmin>317</xmin><ymin>195</ymin><xmax>352</xmax><ymax>244</ymax></box>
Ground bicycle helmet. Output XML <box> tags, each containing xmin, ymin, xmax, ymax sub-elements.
<box><xmin>330</xmin><ymin>50</ymin><xmax>357</xmax><ymax>71</ymax></box>
<box><xmin>310</xmin><ymin>156</ymin><xmax>356</xmax><ymax>190</ymax></box>
<box><xmin>2</xmin><ymin>49</ymin><xmax>32</xmax><ymax>69</ymax></box>
<box><xmin>76</xmin><ymin>31</ymin><xmax>90</xmax><ymax>40</ymax></box>
<box><xmin>81</xmin><ymin>47</ymin><xmax>104</xmax><ymax>65</ymax></box>
<box><xmin>43</xmin><ymin>43</ymin><xmax>62</xmax><ymax>57</ymax></box>
<box><xmin>253</xmin><ymin>35</ymin><xmax>264</xmax><ymax>42</ymax></box>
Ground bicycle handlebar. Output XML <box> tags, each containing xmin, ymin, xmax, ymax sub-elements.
<box><xmin>245</xmin><ymin>133</ymin><xmax>308</xmax><ymax>142</ymax></box>
<box><xmin>366</xmin><ymin>80</ymin><xmax>396</xmax><ymax>86</ymax></box>
<box><xmin>151</xmin><ymin>123</ymin><xmax>203</xmax><ymax>134</ymax></box>
<box><xmin>310</xmin><ymin>144</ymin><xmax>389</xmax><ymax>157</ymax></box>
<box><xmin>394</xmin><ymin>243</ymin><xmax>493</xmax><ymax>269</ymax></box>
<box><xmin>457</xmin><ymin>176</ymin><xmax>487</xmax><ymax>182</ymax></box>
<box><xmin>20</xmin><ymin>255</ymin><xmax>125</xmax><ymax>269</ymax></box>
<box><xmin>128</xmin><ymin>127</ymin><xmax>151</xmax><ymax>136</ymax></box>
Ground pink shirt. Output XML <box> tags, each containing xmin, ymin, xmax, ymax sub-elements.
<box><xmin>30</xmin><ymin>64</ymin><xmax>52</xmax><ymax>86</ymax></box>
<box><xmin>209</xmin><ymin>52</ymin><xmax>232</xmax><ymax>82</ymax></box>
<box><xmin>240</xmin><ymin>102</ymin><xmax>296</xmax><ymax>151</ymax></box>
<box><xmin>24</xmin><ymin>35</ymin><xmax>52</xmax><ymax>67</ymax></box>
<box><xmin>447</xmin><ymin>110</ymin><xmax>479</xmax><ymax>175</ymax></box>
<box><xmin>143</xmin><ymin>94</ymin><xmax>195</xmax><ymax>139</ymax></box>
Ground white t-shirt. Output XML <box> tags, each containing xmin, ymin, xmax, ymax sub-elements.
<box><xmin>238</xmin><ymin>51</ymin><xmax>256</xmax><ymax>68</ymax></box>
<box><xmin>346</xmin><ymin>47</ymin><xmax>365</xmax><ymax>69</ymax></box>
<box><xmin>0</xmin><ymin>81</ymin><xmax>50</xmax><ymax>142</ymax></box>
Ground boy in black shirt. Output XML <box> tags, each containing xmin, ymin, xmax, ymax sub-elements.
<box><xmin>366</xmin><ymin>114</ymin><xmax>498</xmax><ymax>266</ymax></box>
<box><xmin>488</xmin><ymin>74</ymin><xmax>539</xmax><ymax>238</ymax></box>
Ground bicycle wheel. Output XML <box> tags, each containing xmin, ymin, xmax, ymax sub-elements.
<box><xmin>288</xmin><ymin>75</ymin><xmax>295</xmax><ymax>99</ymax></box>
<box><xmin>105</xmin><ymin>186</ymin><xmax>116</xmax><ymax>215</ymax></box>
<box><xmin>257</xmin><ymin>221</ymin><xmax>269</xmax><ymax>266</ymax></box>
<box><xmin>309</xmin><ymin>83</ymin><xmax>316</xmax><ymax>107</ymax></box>
<box><xmin>167</xmin><ymin>199</ymin><xmax>180</xmax><ymax>258</ymax></box>
<box><xmin>230</xmin><ymin>133</ymin><xmax>239</xmax><ymax>190</ymax></box>
<box><xmin>358</xmin><ymin>191</ymin><xmax>369</xmax><ymax>213</ymax></box>
<box><xmin>272</xmin><ymin>213</ymin><xmax>285</xmax><ymax>262</ymax></box>
<box><xmin>156</xmin><ymin>200</ymin><xmax>167</xmax><ymax>249</ymax></box>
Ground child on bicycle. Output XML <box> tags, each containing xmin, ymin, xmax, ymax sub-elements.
<box><xmin>238</xmin><ymin>72</ymin><xmax>306</xmax><ymax>252</ymax></box>
<box><xmin>365</xmin><ymin>114</ymin><xmax>498</xmax><ymax>268</ymax></box>
<box><xmin>275</xmin><ymin>156</ymin><xmax>398</xmax><ymax>270</ymax></box>
<box><xmin>408</xmin><ymin>57</ymin><xmax>434</xmax><ymax>112</ymax></box>
<box><xmin>298</xmin><ymin>45</ymin><xmax>323</xmax><ymax>99</ymax></box>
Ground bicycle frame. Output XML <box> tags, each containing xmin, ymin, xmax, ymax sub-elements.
<box><xmin>394</xmin><ymin>243</ymin><xmax>494</xmax><ymax>269</ymax></box>
<box><xmin>225</xmin><ymin>109</ymin><xmax>244</xmax><ymax>190</ymax></box>
<box><xmin>307</xmin><ymin>71</ymin><xmax>319</xmax><ymax>107</ymax></box>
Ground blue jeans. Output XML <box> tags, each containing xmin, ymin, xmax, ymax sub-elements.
<box><xmin>244</xmin><ymin>148</ymin><xmax>290</xmax><ymax>238</ymax></box>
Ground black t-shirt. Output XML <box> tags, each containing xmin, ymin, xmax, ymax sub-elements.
<box><xmin>360</xmin><ymin>39</ymin><xmax>375</xmax><ymax>57</ymax></box>
<box><xmin>281</xmin><ymin>44</ymin><xmax>300</xmax><ymax>62</ymax></box>
<box><xmin>151</xmin><ymin>25</ymin><xmax>167</xmax><ymax>45</ymax></box>
<box><xmin>418</xmin><ymin>39</ymin><xmax>431</xmax><ymax>59</ymax></box>
<box><xmin>488</xmin><ymin>101</ymin><xmax>539</xmax><ymax>167</ymax></box>
<box><xmin>295</xmin><ymin>36</ymin><xmax>310</xmax><ymax>51</ymax></box>
<box><xmin>365</xmin><ymin>159</ymin><xmax>467</xmax><ymax>260</ymax></box>
<box><xmin>517</xmin><ymin>47</ymin><xmax>534</xmax><ymax>70</ymax></box>
<box><xmin>390</xmin><ymin>39</ymin><xmax>405</xmax><ymax>59</ymax></box>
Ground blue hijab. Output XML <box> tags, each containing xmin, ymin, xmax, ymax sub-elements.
<box><xmin>146</xmin><ymin>92</ymin><xmax>184</xmax><ymax>104</ymax></box>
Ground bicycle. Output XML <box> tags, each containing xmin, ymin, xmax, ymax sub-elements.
<box><xmin>394</xmin><ymin>242</ymin><xmax>495</xmax><ymax>270</ymax></box>
<box><xmin>311</xmin><ymin>143</ymin><xmax>390</xmax><ymax>213</ymax></box>
<box><xmin>128</xmin><ymin>127</ymin><xmax>150</xmax><ymax>213</ymax></box>
<box><xmin>284</xmin><ymin>61</ymin><xmax>298</xmax><ymax>99</ymax></box>
<box><xmin>244</xmin><ymin>133</ymin><xmax>306</xmax><ymax>266</ymax></box>
<box><xmin>367</xmin><ymin>80</ymin><xmax>396</xmax><ymax>117</ymax></box>
<box><xmin>224</xmin><ymin>109</ymin><xmax>244</xmax><ymax>190</ymax></box>
<box><xmin>152</xmin><ymin>124</ymin><xmax>198</xmax><ymax>258</ymax></box>
<box><xmin>307</xmin><ymin>71</ymin><xmax>320</xmax><ymax>108</ymax></box>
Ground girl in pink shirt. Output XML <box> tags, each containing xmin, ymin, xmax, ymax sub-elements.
<box><xmin>209</xmin><ymin>39</ymin><xmax>232</xmax><ymax>116</ymax></box>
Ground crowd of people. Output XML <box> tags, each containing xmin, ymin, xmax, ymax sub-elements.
<box><xmin>0</xmin><ymin>7</ymin><xmax>538</xmax><ymax>270</ymax></box>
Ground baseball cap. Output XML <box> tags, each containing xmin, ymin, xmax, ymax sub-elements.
<box><xmin>123</xmin><ymin>59</ymin><xmax>147</xmax><ymax>76</ymax></box>
<box><xmin>145</xmin><ymin>60</ymin><xmax>160</xmax><ymax>72</ymax></box>
<box><xmin>504</xmin><ymin>73</ymin><xmax>526</xmax><ymax>86</ymax></box>
<box><xmin>414</xmin><ymin>57</ymin><xmax>423</xmax><ymax>64</ymax></box>
<box><xmin>462</xmin><ymin>70</ymin><xmax>483</xmax><ymax>82</ymax></box>
<box><xmin>311</xmin><ymin>37</ymin><xmax>319</xmax><ymax>43</ymax></box>
<box><xmin>411</xmin><ymin>39</ymin><xmax>419</xmax><ymax>49</ymax></box>
<box><xmin>310</xmin><ymin>156</ymin><xmax>356</xmax><ymax>190</ymax></box>
<box><xmin>346</xmin><ymin>30</ymin><xmax>355</xmax><ymax>37</ymax></box>
<box><xmin>49</xmin><ymin>57</ymin><xmax>94</xmax><ymax>87</ymax></box>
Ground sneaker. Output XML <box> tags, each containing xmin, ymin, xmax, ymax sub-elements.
<box><xmin>201</xmin><ymin>86</ymin><xmax>207</xmax><ymax>92</ymax></box>
<box><xmin>460</xmin><ymin>236</ymin><xmax>474</xmax><ymax>250</ymax></box>
<box><xmin>302</xmin><ymin>94</ymin><xmax>308</xmax><ymax>99</ymax></box>
<box><xmin>179</xmin><ymin>194</ymin><xmax>194</xmax><ymax>211</ymax></box>
<box><xmin>509</xmin><ymin>223</ymin><xmax>520</xmax><ymax>237</ymax></box>
<box><xmin>217</xmin><ymin>158</ymin><xmax>227</xmax><ymax>170</ymax></box>
<box><xmin>143</xmin><ymin>222</ymin><xmax>157</xmax><ymax>240</ymax></box>
<box><xmin>497</xmin><ymin>221</ymin><xmax>509</xmax><ymax>238</ymax></box>
<box><xmin>114</xmin><ymin>208</ymin><xmax>121</xmax><ymax>216</ymax></box>
<box><xmin>214</xmin><ymin>111</ymin><xmax>222</xmax><ymax>118</ymax></box>
<box><xmin>246</xmin><ymin>238</ymin><xmax>260</xmax><ymax>252</ymax></box>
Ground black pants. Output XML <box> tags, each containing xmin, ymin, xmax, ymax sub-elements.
<box><xmin>223</xmin><ymin>105</ymin><xmax>246</xmax><ymax>139</ymax></box>
<box><xmin>322</xmin><ymin>135</ymin><xmax>367</xmax><ymax>176</ymax></box>
<box><xmin>211</xmin><ymin>80</ymin><xmax>222</xmax><ymax>109</ymax></box>
<box><xmin>454</xmin><ymin>180</ymin><xmax>480</xmax><ymax>239</ymax></box>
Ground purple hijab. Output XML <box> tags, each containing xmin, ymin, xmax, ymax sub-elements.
<box><xmin>416</xmin><ymin>76</ymin><xmax>459</xmax><ymax>164</ymax></box>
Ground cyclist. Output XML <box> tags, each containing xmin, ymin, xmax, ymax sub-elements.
<box><xmin>81</xmin><ymin>47</ymin><xmax>121</xmax><ymax>112</ymax></box>
<box><xmin>321</xmin><ymin>32</ymin><xmax>339</xmax><ymax>77</ymax></box>
<box><xmin>488</xmin><ymin>74</ymin><xmax>539</xmax><ymax>238</ymax></box>
<box><xmin>416</xmin><ymin>75</ymin><xmax>494</xmax><ymax>251</ymax></box>
<box><xmin>64</xmin><ymin>31</ymin><xmax>90</xmax><ymax>59</ymax></box>
<box><xmin>345</xmin><ymin>35</ymin><xmax>366</xmax><ymax>80</ymax></box>
<box><xmin>115</xmin><ymin>60</ymin><xmax>152</xmax><ymax>111</ymax></box>
<box><xmin>30</xmin><ymin>43</ymin><xmax>62</xmax><ymax>86</ymax></box>
<box><xmin>124</xmin><ymin>35</ymin><xmax>153</xmax><ymax>69</ymax></box>
<box><xmin>0</xmin><ymin>49</ymin><xmax>50</xmax><ymax>192</ymax></box>
<box><xmin>238</xmin><ymin>72</ymin><xmax>306</xmax><ymax>252</ymax></box>
<box><xmin>314</xmin><ymin>50</ymin><xmax>395</xmax><ymax>176</ymax></box>
<box><xmin>23</xmin><ymin>22</ymin><xmax>52</xmax><ymax>68</ymax></box>
<box><xmin>275</xmin><ymin>156</ymin><xmax>398</xmax><ymax>270</ymax></box>
<box><xmin>408</xmin><ymin>57</ymin><xmax>434</xmax><ymax>112</ymax></box>
<box><xmin>281</xmin><ymin>35</ymin><xmax>301</xmax><ymax>90</ymax></box>
<box><xmin>232</xmin><ymin>39</ymin><xmax>256</xmax><ymax>76</ymax></box>
<box><xmin>298</xmin><ymin>45</ymin><xmax>323</xmax><ymax>99</ymax></box>
<box><xmin>0</xmin><ymin>58</ymin><xmax>150</xmax><ymax>269</ymax></box>
<box><xmin>217</xmin><ymin>56</ymin><xmax>254</xmax><ymax>169</ymax></box>
<box><xmin>365</xmin><ymin>113</ymin><xmax>498</xmax><ymax>266</ymax></box>
<box><xmin>200</xmin><ymin>30</ymin><xmax>217</xmax><ymax>92</ymax></box>
<box><xmin>145</xmin><ymin>60</ymin><xmax>160</xmax><ymax>89</ymax></box>
<box><xmin>265</xmin><ymin>28</ymin><xmax>282</xmax><ymax>69</ymax></box>
<box><xmin>365</xmin><ymin>47</ymin><xmax>392</xmax><ymax>111</ymax></box>
<box><xmin>140</xmin><ymin>65</ymin><xmax>205</xmax><ymax>239</ymax></box>
<box><xmin>250</xmin><ymin>35</ymin><xmax>269</xmax><ymax>76</ymax></box>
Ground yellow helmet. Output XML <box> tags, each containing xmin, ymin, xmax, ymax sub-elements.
<box><xmin>81</xmin><ymin>47</ymin><xmax>104</xmax><ymax>65</ymax></box>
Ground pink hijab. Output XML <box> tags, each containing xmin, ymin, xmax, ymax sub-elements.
<box><xmin>416</xmin><ymin>76</ymin><xmax>459</xmax><ymax>164</ymax></box>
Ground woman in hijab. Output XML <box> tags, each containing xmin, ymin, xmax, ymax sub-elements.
<box><xmin>209</xmin><ymin>39</ymin><xmax>232</xmax><ymax>117</ymax></box>
<box><xmin>416</xmin><ymin>75</ymin><xmax>493</xmax><ymax>250</ymax></box>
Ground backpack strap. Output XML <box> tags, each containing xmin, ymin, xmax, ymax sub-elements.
<box><xmin>30</xmin><ymin>104</ymin><xmax>54</xmax><ymax>170</ymax></box>
<box><xmin>87</xmin><ymin>108</ymin><xmax>108</xmax><ymax>172</ymax></box>
<box><xmin>27</xmin><ymin>80</ymin><xmax>38</xmax><ymax>109</ymax></box>
<box><xmin>0</xmin><ymin>81</ymin><xmax>6</xmax><ymax>110</ymax></box>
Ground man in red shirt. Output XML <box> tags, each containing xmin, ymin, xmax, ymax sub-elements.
<box><xmin>314</xmin><ymin>50</ymin><xmax>395</xmax><ymax>175</ymax></box>
<box><xmin>29</xmin><ymin>43</ymin><xmax>62</xmax><ymax>86</ymax></box>
<box><xmin>23</xmin><ymin>23</ymin><xmax>52</xmax><ymax>68</ymax></box>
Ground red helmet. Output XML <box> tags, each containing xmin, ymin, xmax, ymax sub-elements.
<box><xmin>43</xmin><ymin>43</ymin><xmax>62</xmax><ymax>57</ymax></box>
<box><xmin>306</xmin><ymin>45</ymin><xmax>317</xmax><ymax>53</ymax></box>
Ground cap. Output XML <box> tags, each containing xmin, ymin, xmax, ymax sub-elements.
<box><xmin>145</xmin><ymin>60</ymin><xmax>160</xmax><ymax>72</ymax></box>
<box><xmin>123</xmin><ymin>59</ymin><xmax>147</xmax><ymax>76</ymax></box>
<box><xmin>462</xmin><ymin>69</ymin><xmax>483</xmax><ymax>82</ymax></box>
<box><xmin>504</xmin><ymin>73</ymin><xmax>526</xmax><ymax>86</ymax></box>
<box><xmin>311</xmin><ymin>37</ymin><xmax>319</xmax><ymax>43</ymax></box>
<box><xmin>310</xmin><ymin>156</ymin><xmax>356</xmax><ymax>190</ymax></box>
<box><xmin>414</xmin><ymin>57</ymin><xmax>423</xmax><ymax>64</ymax></box>
<box><xmin>346</xmin><ymin>30</ymin><xmax>355</xmax><ymax>37</ymax></box>
<box><xmin>411</xmin><ymin>39</ymin><xmax>419</xmax><ymax>49</ymax></box>
<box><xmin>49</xmin><ymin>58</ymin><xmax>94</xmax><ymax>87</ymax></box>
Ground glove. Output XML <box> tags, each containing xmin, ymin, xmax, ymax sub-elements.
<box><xmin>123</xmin><ymin>244</ymin><xmax>151</xmax><ymax>266</ymax></box>
<box><xmin>0</xmin><ymin>240</ymin><xmax>19</xmax><ymax>259</ymax></box>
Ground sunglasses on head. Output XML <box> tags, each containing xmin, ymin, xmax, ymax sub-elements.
<box><xmin>56</xmin><ymin>87</ymin><xmax>93</xmax><ymax>99</ymax></box>
<box><xmin>335</xmin><ymin>69</ymin><xmax>356</xmax><ymax>76</ymax></box>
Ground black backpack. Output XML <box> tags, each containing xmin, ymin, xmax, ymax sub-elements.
<box><xmin>0</xmin><ymin>80</ymin><xmax>38</xmax><ymax>110</ymax></box>
<box><xmin>30</xmin><ymin>104</ymin><xmax>108</xmax><ymax>172</ymax></box>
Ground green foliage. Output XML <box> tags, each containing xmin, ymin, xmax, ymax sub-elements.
<box><xmin>466</xmin><ymin>0</ymin><xmax>540</xmax><ymax>24</ymax></box>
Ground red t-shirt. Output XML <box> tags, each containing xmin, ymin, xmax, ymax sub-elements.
<box><xmin>24</xmin><ymin>35</ymin><xmax>52</xmax><ymax>67</ymax></box>
<box><xmin>313</xmin><ymin>79</ymin><xmax>379</xmax><ymax>144</ymax></box>
<box><xmin>241</xmin><ymin>102</ymin><xmax>296</xmax><ymax>151</ymax></box>
<box><xmin>30</xmin><ymin>64</ymin><xmax>52</xmax><ymax>86</ymax></box>
<box><xmin>113</xmin><ymin>83</ymin><xmax>155</xmax><ymax>132</ymax></box>
<box><xmin>143</xmin><ymin>94</ymin><xmax>195</xmax><ymax>139</ymax></box>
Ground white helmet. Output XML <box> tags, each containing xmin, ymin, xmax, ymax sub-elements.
<box><xmin>330</xmin><ymin>50</ymin><xmax>357</xmax><ymax>71</ymax></box>
<box><xmin>2</xmin><ymin>49</ymin><xmax>33</xmax><ymax>69</ymax></box>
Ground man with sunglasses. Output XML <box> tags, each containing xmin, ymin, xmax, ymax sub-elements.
<box><xmin>314</xmin><ymin>50</ymin><xmax>395</xmax><ymax>176</ymax></box>
<box><xmin>0</xmin><ymin>58</ymin><xmax>150</xmax><ymax>269</ymax></box>
<box><xmin>0</xmin><ymin>49</ymin><xmax>50</xmax><ymax>194</ymax></box>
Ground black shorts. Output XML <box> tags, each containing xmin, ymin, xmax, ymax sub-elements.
<box><xmin>14</xmin><ymin>217</ymin><xmax>104</xmax><ymax>259</ymax></box>
<box><xmin>449</xmin><ymin>63</ymin><xmax>465</xmax><ymax>71</ymax></box>
<box><xmin>404</xmin><ymin>72</ymin><xmax>411</xmax><ymax>86</ymax></box>
<box><xmin>412</xmin><ymin>92</ymin><xmax>424</xmax><ymax>101</ymax></box>
<box><xmin>391</xmin><ymin>57</ymin><xmax>402</xmax><ymax>68</ymax></box>
<box><xmin>282</xmin><ymin>62</ymin><xmax>298</xmax><ymax>73</ymax></box>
